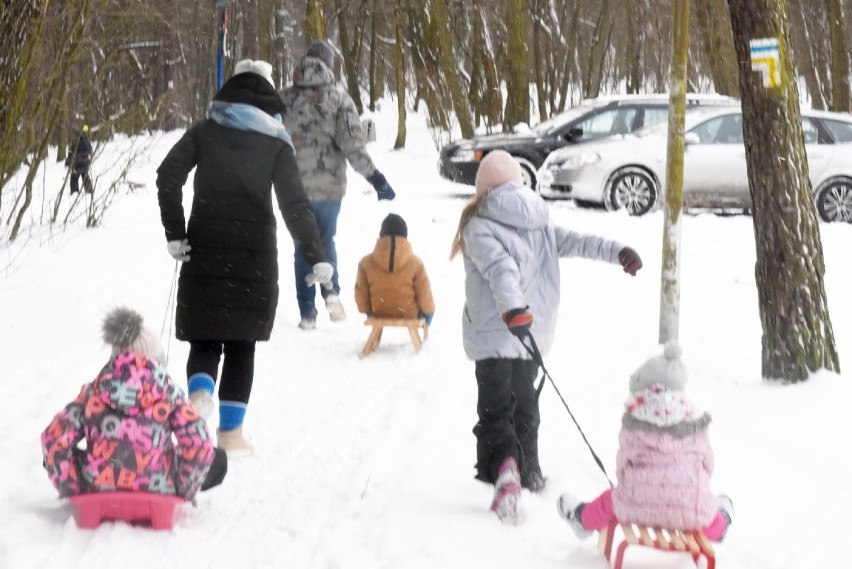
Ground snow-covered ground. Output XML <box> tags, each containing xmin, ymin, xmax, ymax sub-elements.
<box><xmin>1</xmin><ymin>101</ymin><xmax>849</xmax><ymax>569</ymax></box>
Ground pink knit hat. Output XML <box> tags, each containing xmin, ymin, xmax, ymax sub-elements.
<box><xmin>474</xmin><ymin>150</ymin><xmax>523</xmax><ymax>195</ymax></box>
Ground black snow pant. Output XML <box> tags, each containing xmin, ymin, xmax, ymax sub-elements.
<box><xmin>70</xmin><ymin>168</ymin><xmax>93</xmax><ymax>194</ymax></box>
<box><xmin>473</xmin><ymin>358</ymin><xmax>544</xmax><ymax>492</ymax></box>
<box><xmin>186</xmin><ymin>340</ymin><xmax>256</xmax><ymax>404</ymax></box>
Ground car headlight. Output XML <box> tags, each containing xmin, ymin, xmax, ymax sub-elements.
<box><xmin>549</xmin><ymin>151</ymin><xmax>600</xmax><ymax>170</ymax></box>
<box><xmin>449</xmin><ymin>148</ymin><xmax>485</xmax><ymax>162</ymax></box>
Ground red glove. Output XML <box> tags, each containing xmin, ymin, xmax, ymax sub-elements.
<box><xmin>618</xmin><ymin>247</ymin><xmax>642</xmax><ymax>276</ymax></box>
<box><xmin>502</xmin><ymin>307</ymin><xmax>533</xmax><ymax>338</ymax></box>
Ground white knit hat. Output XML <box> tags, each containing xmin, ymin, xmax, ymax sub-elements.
<box><xmin>234</xmin><ymin>59</ymin><xmax>275</xmax><ymax>88</ymax></box>
<box><xmin>629</xmin><ymin>341</ymin><xmax>688</xmax><ymax>393</ymax></box>
<box><xmin>102</xmin><ymin>307</ymin><xmax>165</xmax><ymax>364</ymax></box>
<box><xmin>474</xmin><ymin>150</ymin><xmax>523</xmax><ymax>195</ymax></box>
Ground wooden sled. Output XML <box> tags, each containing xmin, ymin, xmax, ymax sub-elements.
<box><xmin>598</xmin><ymin>519</ymin><xmax>715</xmax><ymax>569</ymax></box>
<box><xmin>360</xmin><ymin>317</ymin><xmax>428</xmax><ymax>358</ymax></box>
<box><xmin>69</xmin><ymin>491</ymin><xmax>185</xmax><ymax>530</ymax></box>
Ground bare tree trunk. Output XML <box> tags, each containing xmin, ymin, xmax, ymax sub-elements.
<box><xmin>504</xmin><ymin>0</ymin><xmax>529</xmax><ymax>130</ymax></box>
<box><xmin>583</xmin><ymin>0</ymin><xmax>615</xmax><ymax>99</ymax></box>
<box><xmin>727</xmin><ymin>0</ymin><xmax>840</xmax><ymax>381</ymax></box>
<box><xmin>659</xmin><ymin>0</ymin><xmax>689</xmax><ymax>344</ymax></box>
<box><xmin>336</xmin><ymin>0</ymin><xmax>364</xmax><ymax>114</ymax></box>
<box><xmin>305</xmin><ymin>0</ymin><xmax>326</xmax><ymax>43</ymax></box>
<box><xmin>470</xmin><ymin>0</ymin><xmax>502</xmax><ymax>130</ymax></box>
<box><xmin>693</xmin><ymin>0</ymin><xmax>739</xmax><ymax>96</ymax></box>
<box><xmin>392</xmin><ymin>1</ymin><xmax>407</xmax><ymax>149</ymax></box>
<box><xmin>431</xmin><ymin>0</ymin><xmax>474</xmax><ymax>138</ymax></box>
<box><xmin>825</xmin><ymin>0</ymin><xmax>851</xmax><ymax>111</ymax></box>
<box><xmin>369</xmin><ymin>0</ymin><xmax>379</xmax><ymax>111</ymax></box>
<box><xmin>241</xmin><ymin>0</ymin><xmax>259</xmax><ymax>59</ymax></box>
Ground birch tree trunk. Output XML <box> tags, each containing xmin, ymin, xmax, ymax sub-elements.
<box><xmin>659</xmin><ymin>0</ymin><xmax>689</xmax><ymax>344</ymax></box>
<box><xmin>726</xmin><ymin>0</ymin><xmax>840</xmax><ymax>381</ymax></box>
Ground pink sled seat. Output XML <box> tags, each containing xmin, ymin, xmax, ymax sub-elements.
<box><xmin>69</xmin><ymin>492</ymin><xmax>186</xmax><ymax>530</ymax></box>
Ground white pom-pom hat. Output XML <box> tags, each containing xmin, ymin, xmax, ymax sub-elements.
<box><xmin>629</xmin><ymin>340</ymin><xmax>688</xmax><ymax>393</ymax></box>
<box><xmin>234</xmin><ymin>59</ymin><xmax>275</xmax><ymax>88</ymax></box>
<box><xmin>102</xmin><ymin>307</ymin><xmax>165</xmax><ymax>364</ymax></box>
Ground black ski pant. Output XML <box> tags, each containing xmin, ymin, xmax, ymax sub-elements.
<box><xmin>187</xmin><ymin>340</ymin><xmax>256</xmax><ymax>404</ymax></box>
<box><xmin>70</xmin><ymin>169</ymin><xmax>93</xmax><ymax>194</ymax></box>
<box><xmin>473</xmin><ymin>358</ymin><xmax>542</xmax><ymax>489</ymax></box>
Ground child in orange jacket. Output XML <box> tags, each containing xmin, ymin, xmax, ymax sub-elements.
<box><xmin>354</xmin><ymin>214</ymin><xmax>435</xmax><ymax>324</ymax></box>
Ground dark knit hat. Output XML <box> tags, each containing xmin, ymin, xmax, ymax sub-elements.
<box><xmin>306</xmin><ymin>40</ymin><xmax>334</xmax><ymax>70</ymax></box>
<box><xmin>380</xmin><ymin>213</ymin><xmax>408</xmax><ymax>238</ymax></box>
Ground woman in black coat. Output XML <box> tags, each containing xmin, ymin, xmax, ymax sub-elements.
<box><xmin>156</xmin><ymin>59</ymin><xmax>333</xmax><ymax>452</ymax></box>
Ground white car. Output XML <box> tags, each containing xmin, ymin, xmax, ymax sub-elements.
<box><xmin>537</xmin><ymin>107</ymin><xmax>852</xmax><ymax>222</ymax></box>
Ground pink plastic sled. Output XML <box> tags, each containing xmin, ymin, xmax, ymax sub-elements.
<box><xmin>69</xmin><ymin>492</ymin><xmax>186</xmax><ymax>530</ymax></box>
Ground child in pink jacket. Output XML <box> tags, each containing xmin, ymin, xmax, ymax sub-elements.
<box><xmin>41</xmin><ymin>307</ymin><xmax>227</xmax><ymax>500</ymax></box>
<box><xmin>557</xmin><ymin>342</ymin><xmax>732</xmax><ymax>540</ymax></box>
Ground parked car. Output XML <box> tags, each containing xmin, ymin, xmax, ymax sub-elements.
<box><xmin>536</xmin><ymin>106</ymin><xmax>852</xmax><ymax>222</ymax></box>
<box><xmin>438</xmin><ymin>93</ymin><xmax>738</xmax><ymax>189</ymax></box>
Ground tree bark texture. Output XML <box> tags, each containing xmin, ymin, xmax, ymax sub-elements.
<box><xmin>393</xmin><ymin>1</ymin><xmax>407</xmax><ymax>149</ymax></box>
<box><xmin>431</xmin><ymin>0</ymin><xmax>474</xmax><ymax>138</ymax></box>
<box><xmin>659</xmin><ymin>0</ymin><xmax>689</xmax><ymax>344</ymax></box>
<box><xmin>504</xmin><ymin>0</ymin><xmax>529</xmax><ymax>130</ymax></box>
<box><xmin>727</xmin><ymin>0</ymin><xmax>840</xmax><ymax>381</ymax></box>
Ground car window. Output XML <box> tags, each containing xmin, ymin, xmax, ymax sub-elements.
<box><xmin>689</xmin><ymin>114</ymin><xmax>743</xmax><ymax>144</ymax></box>
<box><xmin>574</xmin><ymin>107</ymin><xmax>638</xmax><ymax>138</ymax></box>
<box><xmin>642</xmin><ymin>107</ymin><xmax>669</xmax><ymax>128</ymax></box>
<box><xmin>801</xmin><ymin>117</ymin><xmax>820</xmax><ymax>144</ymax></box>
<box><xmin>821</xmin><ymin>118</ymin><xmax>852</xmax><ymax>143</ymax></box>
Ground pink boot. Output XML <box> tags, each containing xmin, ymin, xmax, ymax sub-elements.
<box><xmin>491</xmin><ymin>456</ymin><xmax>522</xmax><ymax>524</ymax></box>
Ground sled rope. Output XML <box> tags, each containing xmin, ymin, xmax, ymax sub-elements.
<box><xmin>520</xmin><ymin>333</ymin><xmax>614</xmax><ymax>487</ymax></box>
<box><xmin>161</xmin><ymin>261</ymin><xmax>179</xmax><ymax>364</ymax></box>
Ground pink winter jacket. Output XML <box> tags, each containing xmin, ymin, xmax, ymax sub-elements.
<box><xmin>41</xmin><ymin>352</ymin><xmax>215</xmax><ymax>500</ymax></box>
<box><xmin>612</xmin><ymin>421</ymin><xmax>718</xmax><ymax>529</ymax></box>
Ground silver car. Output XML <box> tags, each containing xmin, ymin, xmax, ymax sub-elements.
<box><xmin>537</xmin><ymin>107</ymin><xmax>852</xmax><ymax>222</ymax></box>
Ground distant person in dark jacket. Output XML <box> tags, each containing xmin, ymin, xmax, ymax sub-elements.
<box><xmin>280</xmin><ymin>40</ymin><xmax>396</xmax><ymax>331</ymax></box>
<box><xmin>66</xmin><ymin>125</ymin><xmax>93</xmax><ymax>194</ymax></box>
<box><xmin>156</xmin><ymin>59</ymin><xmax>333</xmax><ymax>454</ymax></box>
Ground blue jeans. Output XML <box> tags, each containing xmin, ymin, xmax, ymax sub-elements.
<box><xmin>294</xmin><ymin>200</ymin><xmax>341</xmax><ymax>319</ymax></box>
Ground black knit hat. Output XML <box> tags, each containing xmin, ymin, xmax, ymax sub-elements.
<box><xmin>380</xmin><ymin>213</ymin><xmax>407</xmax><ymax>238</ymax></box>
<box><xmin>306</xmin><ymin>40</ymin><xmax>334</xmax><ymax>70</ymax></box>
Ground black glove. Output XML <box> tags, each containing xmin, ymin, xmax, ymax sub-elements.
<box><xmin>618</xmin><ymin>247</ymin><xmax>642</xmax><ymax>276</ymax></box>
<box><xmin>367</xmin><ymin>171</ymin><xmax>396</xmax><ymax>201</ymax></box>
<box><xmin>502</xmin><ymin>307</ymin><xmax>533</xmax><ymax>338</ymax></box>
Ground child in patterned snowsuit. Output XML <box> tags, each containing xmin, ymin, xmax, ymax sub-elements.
<box><xmin>41</xmin><ymin>308</ymin><xmax>227</xmax><ymax>500</ymax></box>
<box><xmin>557</xmin><ymin>341</ymin><xmax>732</xmax><ymax>541</ymax></box>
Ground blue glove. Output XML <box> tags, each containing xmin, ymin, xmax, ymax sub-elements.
<box><xmin>367</xmin><ymin>171</ymin><xmax>396</xmax><ymax>201</ymax></box>
<box><xmin>420</xmin><ymin>312</ymin><xmax>434</xmax><ymax>326</ymax></box>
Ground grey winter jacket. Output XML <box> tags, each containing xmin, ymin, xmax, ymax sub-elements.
<box><xmin>280</xmin><ymin>56</ymin><xmax>376</xmax><ymax>201</ymax></box>
<box><xmin>461</xmin><ymin>182</ymin><xmax>625</xmax><ymax>360</ymax></box>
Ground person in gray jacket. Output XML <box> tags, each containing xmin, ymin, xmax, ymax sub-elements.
<box><xmin>449</xmin><ymin>150</ymin><xmax>642</xmax><ymax>524</ymax></box>
<box><xmin>280</xmin><ymin>40</ymin><xmax>396</xmax><ymax>330</ymax></box>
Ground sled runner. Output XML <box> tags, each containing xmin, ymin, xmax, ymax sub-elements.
<box><xmin>69</xmin><ymin>492</ymin><xmax>185</xmax><ymax>530</ymax></box>
<box><xmin>598</xmin><ymin>519</ymin><xmax>715</xmax><ymax>569</ymax></box>
<box><xmin>360</xmin><ymin>317</ymin><xmax>428</xmax><ymax>358</ymax></box>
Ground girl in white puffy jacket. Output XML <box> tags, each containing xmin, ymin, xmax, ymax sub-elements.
<box><xmin>450</xmin><ymin>150</ymin><xmax>642</xmax><ymax>524</ymax></box>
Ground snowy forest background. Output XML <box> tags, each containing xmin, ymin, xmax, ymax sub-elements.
<box><xmin>1</xmin><ymin>0</ymin><xmax>848</xmax><ymax>379</ymax></box>
<box><xmin>3</xmin><ymin>0</ymin><xmax>852</xmax><ymax>210</ymax></box>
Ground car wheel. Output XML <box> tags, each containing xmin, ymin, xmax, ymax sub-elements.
<box><xmin>513</xmin><ymin>156</ymin><xmax>538</xmax><ymax>190</ymax></box>
<box><xmin>606</xmin><ymin>168</ymin><xmax>657</xmax><ymax>216</ymax></box>
<box><xmin>815</xmin><ymin>178</ymin><xmax>852</xmax><ymax>222</ymax></box>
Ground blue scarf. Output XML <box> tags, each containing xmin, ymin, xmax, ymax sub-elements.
<box><xmin>207</xmin><ymin>101</ymin><xmax>294</xmax><ymax>149</ymax></box>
